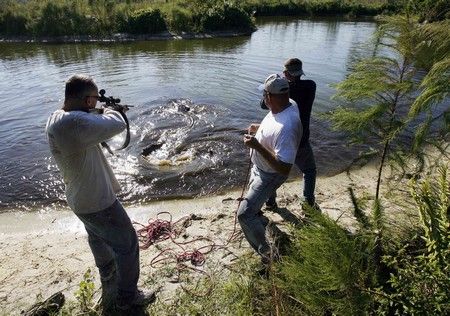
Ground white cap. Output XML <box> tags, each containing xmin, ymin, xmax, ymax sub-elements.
<box><xmin>264</xmin><ymin>74</ymin><xmax>289</xmax><ymax>94</ymax></box>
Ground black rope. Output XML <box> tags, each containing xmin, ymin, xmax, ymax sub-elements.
<box><xmin>101</xmin><ymin>109</ymin><xmax>130</xmax><ymax>155</ymax></box>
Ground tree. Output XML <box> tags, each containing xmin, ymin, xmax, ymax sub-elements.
<box><xmin>329</xmin><ymin>16</ymin><xmax>449</xmax><ymax>202</ymax></box>
<box><xmin>328</xmin><ymin>15</ymin><xmax>449</xmax><ymax>283</ymax></box>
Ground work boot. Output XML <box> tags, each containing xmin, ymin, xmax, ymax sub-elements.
<box><xmin>116</xmin><ymin>289</ymin><xmax>156</xmax><ymax>311</ymax></box>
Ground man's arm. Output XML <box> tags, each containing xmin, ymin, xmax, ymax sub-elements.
<box><xmin>244</xmin><ymin>134</ymin><xmax>292</xmax><ymax>176</ymax></box>
<box><xmin>77</xmin><ymin>108</ymin><xmax>126</xmax><ymax>148</ymax></box>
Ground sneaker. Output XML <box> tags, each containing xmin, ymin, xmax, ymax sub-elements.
<box><xmin>116</xmin><ymin>289</ymin><xmax>156</xmax><ymax>310</ymax></box>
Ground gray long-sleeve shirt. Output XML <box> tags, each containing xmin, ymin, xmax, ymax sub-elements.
<box><xmin>46</xmin><ymin>108</ymin><xmax>126</xmax><ymax>214</ymax></box>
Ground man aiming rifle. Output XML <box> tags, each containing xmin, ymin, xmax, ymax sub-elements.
<box><xmin>46</xmin><ymin>74</ymin><xmax>153</xmax><ymax>311</ymax></box>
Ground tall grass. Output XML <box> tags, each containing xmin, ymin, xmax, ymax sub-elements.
<box><xmin>0</xmin><ymin>0</ymin><xmax>402</xmax><ymax>38</ymax></box>
<box><xmin>126</xmin><ymin>8</ymin><xmax>167</xmax><ymax>34</ymax></box>
<box><xmin>275</xmin><ymin>209</ymin><xmax>376</xmax><ymax>315</ymax></box>
<box><xmin>242</xmin><ymin>0</ymin><xmax>399</xmax><ymax>17</ymax></box>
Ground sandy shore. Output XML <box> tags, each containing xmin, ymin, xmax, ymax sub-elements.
<box><xmin>0</xmin><ymin>163</ymin><xmax>380</xmax><ymax>314</ymax></box>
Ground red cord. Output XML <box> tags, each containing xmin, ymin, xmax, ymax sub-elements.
<box><xmin>133</xmin><ymin>152</ymin><xmax>254</xmax><ymax>295</ymax></box>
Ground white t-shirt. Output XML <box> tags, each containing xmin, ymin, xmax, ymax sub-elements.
<box><xmin>45</xmin><ymin>108</ymin><xmax>126</xmax><ymax>214</ymax></box>
<box><xmin>251</xmin><ymin>99</ymin><xmax>302</xmax><ymax>173</ymax></box>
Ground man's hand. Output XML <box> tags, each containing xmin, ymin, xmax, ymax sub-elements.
<box><xmin>120</xmin><ymin>105</ymin><xmax>130</xmax><ymax>113</ymax></box>
<box><xmin>247</xmin><ymin>124</ymin><xmax>260</xmax><ymax>135</ymax></box>
<box><xmin>243</xmin><ymin>134</ymin><xmax>260</xmax><ymax>149</ymax></box>
<box><xmin>243</xmin><ymin>134</ymin><xmax>292</xmax><ymax>176</ymax></box>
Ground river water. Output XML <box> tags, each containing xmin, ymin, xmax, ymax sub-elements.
<box><xmin>0</xmin><ymin>17</ymin><xmax>378</xmax><ymax>211</ymax></box>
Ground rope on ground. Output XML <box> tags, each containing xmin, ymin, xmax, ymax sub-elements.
<box><xmin>134</xmin><ymin>211</ymin><xmax>185</xmax><ymax>250</ymax></box>
<box><xmin>133</xmin><ymin>151</ymin><xmax>253</xmax><ymax>296</ymax></box>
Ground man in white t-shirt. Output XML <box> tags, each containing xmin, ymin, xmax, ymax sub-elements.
<box><xmin>238</xmin><ymin>74</ymin><xmax>302</xmax><ymax>264</ymax></box>
<box><xmin>46</xmin><ymin>74</ymin><xmax>153</xmax><ymax>311</ymax></box>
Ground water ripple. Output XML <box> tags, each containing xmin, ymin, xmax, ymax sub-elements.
<box><xmin>0</xmin><ymin>17</ymin><xmax>379</xmax><ymax>211</ymax></box>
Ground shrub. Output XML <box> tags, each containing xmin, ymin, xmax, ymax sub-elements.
<box><xmin>378</xmin><ymin>249</ymin><xmax>450</xmax><ymax>315</ymax></box>
<box><xmin>112</xmin><ymin>4</ymin><xmax>131</xmax><ymax>33</ymax></box>
<box><xmin>375</xmin><ymin>167</ymin><xmax>450</xmax><ymax>315</ymax></box>
<box><xmin>409</xmin><ymin>0</ymin><xmax>450</xmax><ymax>22</ymax></box>
<box><xmin>199</xmin><ymin>3</ymin><xmax>255</xmax><ymax>32</ymax></box>
<box><xmin>32</xmin><ymin>2</ymin><xmax>92</xmax><ymax>36</ymax></box>
<box><xmin>74</xmin><ymin>268</ymin><xmax>96</xmax><ymax>313</ymax></box>
<box><xmin>278</xmin><ymin>212</ymin><xmax>376</xmax><ymax>315</ymax></box>
<box><xmin>307</xmin><ymin>0</ymin><xmax>348</xmax><ymax>15</ymax></box>
<box><xmin>127</xmin><ymin>8</ymin><xmax>167</xmax><ymax>34</ymax></box>
<box><xmin>164</xmin><ymin>7</ymin><xmax>196</xmax><ymax>33</ymax></box>
<box><xmin>0</xmin><ymin>10</ymin><xmax>28</xmax><ymax>36</ymax></box>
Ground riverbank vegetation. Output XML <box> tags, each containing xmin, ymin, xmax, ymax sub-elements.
<box><xmin>148</xmin><ymin>166</ymin><xmax>449</xmax><ymax>315</ymax></box>
<box><xmin>0</xmin><ymin>0</ymin><xmax>434</xmax><ymax>39</ymax></box>
<box><xmin>1</xmin><ymin>1</ymin><xmax>447</xmax><ymax>39</ymax></box>
<box><xmin>146</xmin><ymin>13</ymin><xmax>450</xmax><ymax>316</ymax></box>
<box><xmin>152</xmin><ymin>9</ymin><xmax>448</xmax><ymax>316</ymax></box>
<box><xmin>5</xmin><ymin>1</ymin><xmax>449</xmax><ymax>315</ymax></box>
<box><xmin>25</xmin><ymin>11</ymin><xmax>449</xmax><ymax>316</ymax></box>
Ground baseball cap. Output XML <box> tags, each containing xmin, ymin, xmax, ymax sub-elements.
<box><xmin>264</xmin><ymin>74</ymin><xmax>289</xmax><ymax>94</ymax></box>
<box><xmin>284</xmin><ymin>58</ymin><xmax>304</xmax><ymax>77</ymax></box>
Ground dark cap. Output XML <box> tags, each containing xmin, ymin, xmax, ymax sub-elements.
<box><xmin>284</xmin><ymin>58</ymin><xmax>304</xmax><ymax>77</ymax></box>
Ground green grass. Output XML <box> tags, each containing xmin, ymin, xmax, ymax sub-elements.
<box><xmin>0</xmin><ymin>0</ymin><xmax>403</xmax><ymax>38</ymax></box>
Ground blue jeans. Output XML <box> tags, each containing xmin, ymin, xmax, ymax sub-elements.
<box><xmin>296</xmin><ymin>143</ymin><xmax>317</xmax><ymax>205</ymax></box>
<box><xmin>268</xmin><ymin>142</ymin><xmax>316</xmax><ymax>206</ymax></box>
<box><xmin>76</xmin><ymin>200</ymin><xmax>139</xmax><ymax>301</ymax></box>
<box><xmin>238</xmin><ymin>166</ymin><xmax>287</xmax><ymax>256</ymax></box>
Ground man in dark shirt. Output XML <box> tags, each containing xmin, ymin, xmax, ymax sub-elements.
<box><xmin>261</xmin><ymin>58</ymin><xmax>317</xmax><ymax>208</ymax></box>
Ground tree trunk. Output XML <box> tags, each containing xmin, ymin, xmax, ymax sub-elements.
<box><xmin>375</xmin><ymin>140</ymin><xmax>390</xmax><ymax>200</ymax></box>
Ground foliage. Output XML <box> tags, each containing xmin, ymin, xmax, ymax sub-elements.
<box><xmin>407</xmin><ymin>0</ymin><xmax>450</xmax><ymax>22</ymax></box>
<box><xmin>326</xmin><ymin>19</ymin><xmax>449</xmax><ymax>314</ymax></box>
<box><xmin>0</xmin><ymin>7</ymin><xmax>28</xmax><ymax>36</ymax></box>
<box><xmin>379</xmin><ymin>253</ymin><xmax>450</xmax><ymax>315</ymax></box>
<box><xmin>329</xmin><ymin>15</ymin><xmax>449</xmax><ymax>200</ymax></box>
<box><xmin>242</xmin><ymin>0</ymin><xmax>399</xmax><ymax>17</ymax></box>
<box><xmin>411</xmin><ymin>166</ymin><xmax>449</xmax><ymax>266</ymax></box>
<box><xmin>127</xmin><ymin>8</ymin><xmax>167</xmax><ymax>34</ymax></box>
<box><xmin>408</xmin><ymin>21</ymin><xmax>450</xmax><ymax>151</ymax></box>
<box><xmin>163</xmin><ymin>7</ymin><xmax>196</xmax><ymax>33</ymax></box>
<box><xmin>74</xmin><ymin>268</ymin><xmax>96</xmax><ymax>313</ymax></box>
<box><xmin>276</xmin><ymin>207</ymin><xmax>380</xmax><ymax>315</ymax></box>
<box><xmin>0</xmin><ymin>0</ymin><xmax>403</xmax><ymax>37</ymax></box>
<box><xmin>32</xmin><ymin>1</ymin><xmax>93</xmax><ymax>37</ymax></box>
<box><xmin>273</xmin><ymin>166</ymin><xmax>449</xmax><ymax>315</ymax></box>
<box><xmin>199</xmin><ymin>2</ymin><xmax>255</xmax><ymax>32</ymax></box>
<box><xmin>375</xmin><ymin>166</ymin><xmax>450</xmax><ymax>315</ymax></box>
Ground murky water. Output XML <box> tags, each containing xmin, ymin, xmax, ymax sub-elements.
<box><xmin>0</xmin><ymin>17</ymin><xmax>379</xmax><ymax>211</ymax></box>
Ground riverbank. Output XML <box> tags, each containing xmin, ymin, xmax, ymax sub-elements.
<box><xmin>0</xmin><ymin>0</ymin><xmax>398</xmax><ymax>42</ymax></box>
<box><xmin>0</xmin><ymin>30</ymin><xmax>254</xmax><ymax>44</ymax></box>
<box><xmin>0</xmin><ymin>162</ymin><xmax>383</xmax><ymax>314</ymax></box>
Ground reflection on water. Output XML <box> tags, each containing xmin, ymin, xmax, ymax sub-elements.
<box><xmin>0</xmin><ymin>17</ymin><xmax>378</xmax><ymax>211</ymax></box>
